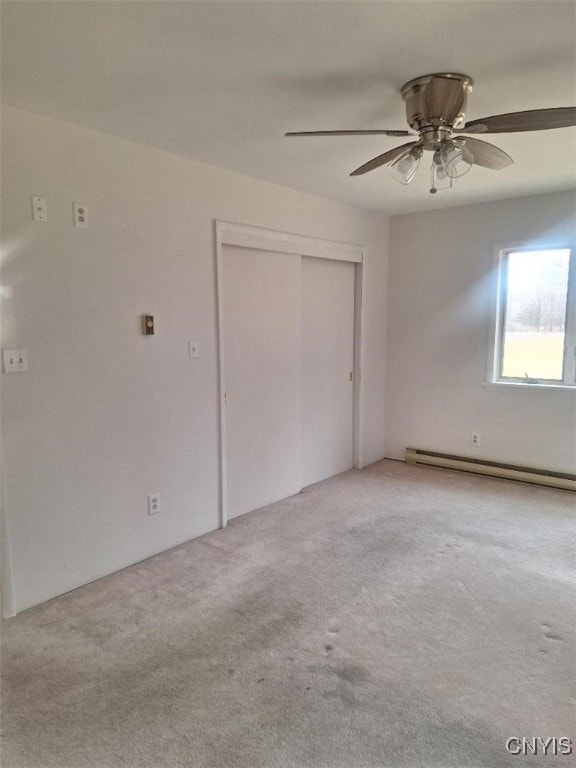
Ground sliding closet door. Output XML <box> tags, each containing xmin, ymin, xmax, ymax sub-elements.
<box><xmin>222</xmin><ymin>245</ymin><xmax>302</xmax><ymax>519</ymax></box>
<box><xmin>301</xmin><ymin>256</ymin><xmax>355</xmax><ymax>488</ymax></box>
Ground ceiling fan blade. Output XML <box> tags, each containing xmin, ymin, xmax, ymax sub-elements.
<box><xmin>461</xmin><ymin>107</ymin><xmax>576</xmax><ymax>133</ymax></box>
<box><xmin>285</xmin><ymin>129</ymin><xmax>413</xmax><ymax>137</ymax></box>
<box><xmin>350</xmin><ymin>141</ymin><xmax>420</xmax><ymax>176</ymax></box>
<box><xmin>423</xmin><ymin>76</ymin><xmax>465</xmax><ymax>123</ymax></box>
<box><xmin>461</xmin><ymin>137</ymin><xmax>514</xmax><ymax>170</ymax></box>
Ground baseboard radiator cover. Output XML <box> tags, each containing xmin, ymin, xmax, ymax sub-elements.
<box><xmin>405</xmin><ymin>448</ymin><xmax>576</xmax><ymax>491</ymax></box>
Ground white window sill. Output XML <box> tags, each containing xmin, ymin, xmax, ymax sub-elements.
<box><xmin>483</xmin><ymin>381</ymin><xmax>576</xmax><ymax>392</ymax></box>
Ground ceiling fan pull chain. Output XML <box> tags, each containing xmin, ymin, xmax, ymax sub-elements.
<box><xmin>429</xmin><ymin>160</ymin><xmax>438</xmax><ymax>194</ymax></box>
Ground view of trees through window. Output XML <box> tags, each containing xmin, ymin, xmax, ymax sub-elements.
<box><xmin>501</xmin><ymin>249</ymin><xmax>570</xmax><ymax>381</ymax></box>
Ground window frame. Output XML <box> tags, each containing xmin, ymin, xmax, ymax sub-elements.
<box><xmin>488</xmin><ymin>242</ymin><xmax>576</xmax><ymax>389</ymax></box>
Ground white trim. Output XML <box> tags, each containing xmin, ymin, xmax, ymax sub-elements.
<box><xmin>1</xmin><ymin>455</ymin><xmax>16</xmax><ymax>618</ymax></box>
<box><xmin>214</xmin><ymin>222</ymin><xmax>228</xmax><ymax>529</ymax></box>
<box><xmin>482</xmin><ymin>381</ymin><xmax>576</xmax><ymax>392</ymax></box>
<box><xmin>352</xmin><ymin>261</ymin><xmax>365</xmax><ymax>469</ymax></box>
<box><xmin>215</xmin><ymin>221</ymin><xmax>366</xmax><ymax>527</ymax></box>
<box><xmin>487</xmin><ymin>241</ymin><xmax>575</xmax><ymax>388</ymax></box>
<box><xmin>486</xmin><ymin>243</ymin><xmax>505</xmax><ymax>385</ymax></box>
<box><xmin>216</xmin><ymin>221</ymin><xmax>363</xmax><ymax>263</ymax></box>
<box><xmin>564</xmin><ymin>247</ymin><xmax>576</xmax><ymax>384</ymax></box>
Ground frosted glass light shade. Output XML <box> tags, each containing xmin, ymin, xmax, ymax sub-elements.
<box><xmin>388</xmin><ymin>147</ymin><xmax>422</xmax><ymax>185</ymax></box>
<box><xmin>440</xmin><ymin>140</ymin><xmax>473</xmax><ymax>178</ymax></box>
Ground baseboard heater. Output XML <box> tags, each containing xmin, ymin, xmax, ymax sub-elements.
<box><xmin>405</xmin><ymin>448</ymin><xmax>576</xmax><ymax>492</ymax></box>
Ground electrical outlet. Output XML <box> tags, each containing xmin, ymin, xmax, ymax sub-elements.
<box><xmin>470</xmin><ymin>431</ymin><xmax>481</xmax><ymax>447</ymax></box>
<box><xmin>73</xmin><ymin>201</ymin><xmax>88</xmax><ymax>227</ymax></box>
<box><xmin>3</xmin><ymin>349</ymin><xmax>28</xmax><ymax>373</ymax></box>
<box><xmin>148</xmin><ymin>494</ymin><xmax>161</xmax><ymax>515</ymax></box>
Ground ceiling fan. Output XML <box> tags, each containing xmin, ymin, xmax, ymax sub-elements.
<box><xmin>286</xmin><ymin>73</ymin><xmax>576</xmax><ymax>193</ymax></box>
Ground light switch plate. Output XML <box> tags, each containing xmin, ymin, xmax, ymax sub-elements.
<box><xmin>3</xmin><ymin>349</ymin><xmax>28</xmax><ymax>373</ymax></box>
<box><xmin>189</xmin><ymin>341</ymin><xmax>199</xmax><ymax>358</ymax></box>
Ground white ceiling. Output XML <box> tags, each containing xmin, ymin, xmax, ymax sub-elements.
<box><xmin>2</xmin><ymin>1</ymin><xmax>575</xmax><ymax>214</ymax></box>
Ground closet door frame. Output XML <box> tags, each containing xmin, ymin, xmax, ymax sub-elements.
<box><xmin>215</xmin><ymin>220</ymin><xmax>366</xmax><ymax>528</ymax></box>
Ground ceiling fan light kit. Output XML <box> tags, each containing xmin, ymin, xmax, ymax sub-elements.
<box><xmin>388</xmin><ymin>145</ymin><xmax>422</xmax><ymax>185</ymax></box>
<box><xmin>286</xmin><ymin>73</ymin><xmax>576</xmax><ymax>195</ymax></box>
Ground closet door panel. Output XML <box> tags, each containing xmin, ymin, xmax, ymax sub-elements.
<box><xmin>301</xmin><ymin>256</ymin><xmax>355</xmax><ymax>488</ymax></box>
<box><xmin>222</xmin><ymin>245</ymin><xmax>302</xmax><ymax>519</ymax></box>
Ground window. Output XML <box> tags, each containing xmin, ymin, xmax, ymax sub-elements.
<box><xmin>492</xmin><ymin>245</ymin><xmax>575</xmax><ymax>387</ymax></box>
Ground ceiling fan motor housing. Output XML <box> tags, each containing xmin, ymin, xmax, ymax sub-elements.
<box><xmin>401</xmin><ymin>73</ymin><xmax>473</xmax><ymax>148</ymax></box>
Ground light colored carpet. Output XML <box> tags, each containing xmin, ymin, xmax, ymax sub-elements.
<box><xmin>1</xmin><ymin>460</ymin><xmax>574</xmax><ymax>768</ymax></box>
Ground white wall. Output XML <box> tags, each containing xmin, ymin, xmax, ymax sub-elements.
<box><xmin>385</xmin><ymin>191</ymin><xmax>576</xmax><ymax>473</ymax></box>
<box><xmin>1</xmin><ymin>106</ymin><xmax>389</xmax><ymax>613</ymax></box>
